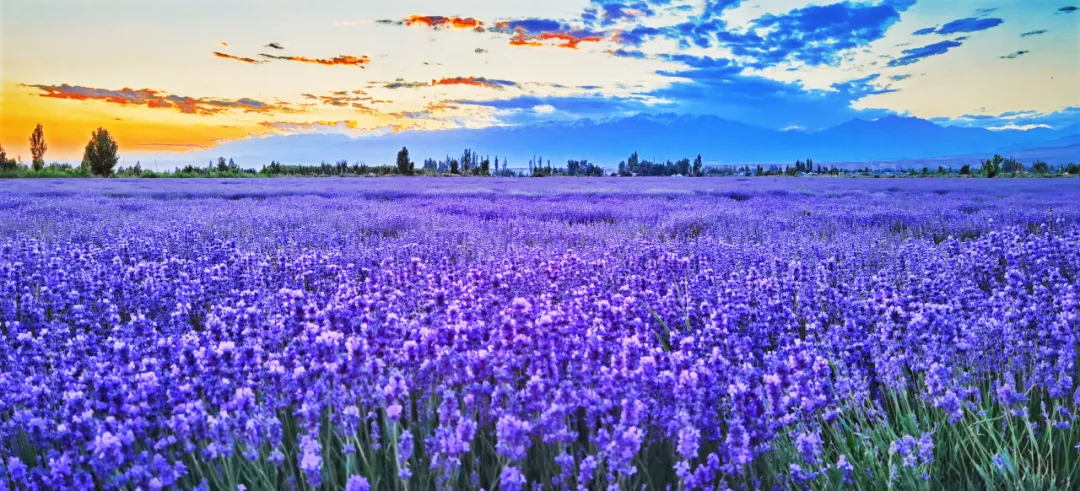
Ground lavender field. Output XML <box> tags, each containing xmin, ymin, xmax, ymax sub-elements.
<box><xmin>2</xmin><ymin>177</ymin><xmax>1080</xmax><ymax>490</ymax></box>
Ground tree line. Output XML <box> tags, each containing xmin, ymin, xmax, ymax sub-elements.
<box><xmin>1</xmin><ymin>125</ymin><xmax>119</xmax><ymax>177</ymax></box>
<box><xmin>3</xmin><ymin>127</ymin><xmax>1079</xmax><ymax>178</ymax></box>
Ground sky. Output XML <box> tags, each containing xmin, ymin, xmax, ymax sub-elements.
<box><xmin>1</xmin><ymin>0</ymin><xmax>1078</xmax><ymax>162</ymax></box>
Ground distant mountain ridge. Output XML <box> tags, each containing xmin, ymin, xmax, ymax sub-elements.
<box><xmin>137</xmin><ymin>113</ymin><xmax>1080</xmax><ymax>170</ymax></box>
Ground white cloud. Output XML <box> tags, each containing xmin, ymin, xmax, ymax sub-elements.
<box><xmin>986</xmin><ymin>123</ymin><xmax>1052</xmax><ymax>131</ymax></box>
<box><xmin>533</xmin><ymin>104</ymin><xmax>556</xmax><ymax>114</ymax></box>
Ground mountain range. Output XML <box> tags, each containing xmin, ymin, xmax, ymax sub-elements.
<box><xmin>135</xmin><ymin>114</ymin><xmax>1080</xmax><ymax>171</ymax></box>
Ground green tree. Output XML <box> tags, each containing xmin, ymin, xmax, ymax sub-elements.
<box><xmin>0</xmin><ymin>143</ymin><xmax>16</xmax><ymax>172</ymax></box>
<box><xmin>30</xmin><ymin>124</ymin><xmax>48</xmax><ymax>171</ymax></box>
<box><xmin>692</xmin><ymin>155</ymin><xmax>703</xmax><ymax>177</ymax></box>
<box><xmin>959</xmin><ymin>164</ymin><xmax>971</xmax><ymax>175</ymax></box>
<box><xmin>396</xmin><ymin>146</ymin><xmax>413</xmax><ymax>175</ymax></box>
<box><xmin>1002</xmin><ymin>157</ymin><xmax>1024</xmax><ymax>175</ymax></box>
<box><xmin>82</xmin><ymin>127</ymin><xmax>119</xmax><ymax>177</ymax></box>
<box><xmin>981</xmin><ymin>154</ymin><xmax>1002</xmax><ymax>178</ymax></box>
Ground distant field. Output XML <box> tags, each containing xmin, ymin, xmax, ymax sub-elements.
<box><xmin>2</xmin><ymin>178</ymin><xmax>1080</xmax><ymax>489</ymax></box>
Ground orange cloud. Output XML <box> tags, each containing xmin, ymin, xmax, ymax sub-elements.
<box><xmin>259</xmin><ymin>53</ymin><xmax>370</xmax><ymax>67</ymax></box>
<box><xmin>23</xmin><ymin>83</ymin><xmax>288</xmax><ymax>116</ymax></box>
<box><xmin>316</xmin><ymin>91</ymin><xmax>374</xmax><ymax>107</ymax></box>
<box><xmin>260</xmin><ymin>120</ymin><xmax>426</xmax><ymax>134</ymax></box>
<box><xmin>509</xmin><ymin>30</ymin><xmax>544</xmax><ymax>47</ymax></box>
<box><xmin>508</xmin><ymin>30</ymin><xmax>605</xmax><ymax>49</ymax></box>
<box><xmin>261</xmin><ymin>120</ymin><xmax>363</xmax><ymax>132</ymax></box>
<box><xmin>539</xmin><ymin>32</ymin><xmax>603</xmax><ymax>49</ymax></box>
<box><xmin>405</xmin><ymin>15</ymin><xmax>484</xmax><ymax>31</ymax></box>
<box><xmin>431</xmin><ymin>76</ymin><xmax>518</xmax><ymax>89</ymax></box>
<box><xmin>213</xmin><ymin>51</ymin><xmax>262</xmax><ymax>64</ymax></box>
<box><xmin>425</xmin><ymin>100</ymin><xmax>457</xmax><ymax>112</ymax></box>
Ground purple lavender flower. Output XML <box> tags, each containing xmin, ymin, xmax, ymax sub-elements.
<box><xmin>298</xmin><ymin>434</ymin><xmax>322</xmax><ymax>487</ymax></box>
<box><xmin>345</xmin><ymin>475</ymin><xmax>370</xmax><ymax>491</ymax></box>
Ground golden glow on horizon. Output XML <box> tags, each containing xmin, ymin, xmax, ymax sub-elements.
<box><xmin>1</xmin><ymin>83</ymin><xmax>271</xmax><ymax>160</ymax></box>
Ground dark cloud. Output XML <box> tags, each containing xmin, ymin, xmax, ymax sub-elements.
<box><xmin>912</xmin><ymin>27</ymin><xmax>936</xmax><ymax>36</ymax></box>
<box><xmin>647</xmin><ymin>55</ymin><xmax>895</xmax><ymax>129</ymax></box>
<box><xmin>933</xmin><ymin>106</ymin><xmax>1080</xmax><ymax>129</ymax></box>
<box><xmin>597</xmin><ymin>2</ymin><xmax>656</xmax><ymax>26</ymax></box>
<box><xmin>701</xmin><ymin>0</ymin><xmax>745</xmax><ymax>20</ymax></box>
<box><xmin>383</xmin><ymin>80</ymin><xmax>430</xmax><ymax>89</ymax></box>
<box><xmin>502</xmin><ymin>19</ymin><xmax>568</xmax><ymax>34</ymax></box>
<box><xmin>266</xmin><ymin>42</ymin><xmax>285</xmax><ymax>50</ymax></box>
<box><xmin>455</xmin><ymin>94</ymin><xmax>650</xmax><ymax>122</ymax></box>
<box><xmin>1058</xmin><ymin>6</ymin><xmax>1078</xmax><ymax>13</ymax></box>
<box><xmin>999</xmin><ymin>50</ymin><xmax>1029</xmax><ymax>59</ymax></box>
<box><xmin>1020</xmin><ymin>29</ymin><xmax>1047</xmax><ymax>37</ymax></box>
<box><xmin>475</xmin><ymin>48</ymin><xmax>488</xmax><ymax>54</ymax></box>
<box><xmin>609</xmin><ymin>48</ymin><xmax>646</xmax><ymax>58</ymax></box>
<box><xmin>888</xmin><ymin>40</ymin><xmax>963</xmax><ymax>67</ymax></box>
<box><xmin>615</xmin><ymin>26</ymin><xmax>663</xmax><ymax>46</ymax></box>
<box><xmin>830</xmin><ymin>74</ymin><xmax>898</xmax><ymax>98</ymax></box>
<box><xmin>708</xmin><ymin>1</ymin><xmax>913</xmax><ymax>69</ymax></box>
<box><xmin>935</xmin><ymin>17</ymin><xmax>1003</xmax><ymax>35</ymax></box>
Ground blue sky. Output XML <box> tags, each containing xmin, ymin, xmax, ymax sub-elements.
<box><xmin>1</xmin><ymin>0</ymin><xmax>1078</xmax><ymax>158</ymax></box>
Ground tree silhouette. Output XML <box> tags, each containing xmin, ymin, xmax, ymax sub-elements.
<box><xmin>396</xmin><ymin>146</ymin><xmax>414</xmax><ymax>175</ymax></box>
<box><xmin>30</xmin><ymin>124</ymin><xmax>48</xmax><ymax>171</ymax></box>
<box><xmin>981</xmin><ymin>154</ymin><xmax>1003</xmax><ymax>178</ymax></box>
<box><xmin>82</xmin><ymin>127</ymin><xmax>119</xmax><ymax>177</ymax></box>
<box><xmin>0</xmin><ymin>144</ymin><xmax>15</xmax><ymax>171</ymax></box>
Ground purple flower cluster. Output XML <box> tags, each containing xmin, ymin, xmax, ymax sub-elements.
<box><xmin>0</xmin><ymin>177</ymin><xmax>1078</xmax><ymax>489</ymax></box>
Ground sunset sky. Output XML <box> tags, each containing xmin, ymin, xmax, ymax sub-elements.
<box><xmin>1</xmin><ymin>0</ymin><xmax>1078</xmax><ymax>162</ymax></box>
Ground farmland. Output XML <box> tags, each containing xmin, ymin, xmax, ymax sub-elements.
<box><xmin>2</xmin><ymin>177</ymin><xmax>1080</xmax><ymax>489</ymax></box>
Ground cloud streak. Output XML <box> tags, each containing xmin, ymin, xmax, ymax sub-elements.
<box><xmin>383</xmin><ymin>80</ymin><xmax>430</xmax><ymax>89</ymax></box>
<box><xmin>431</xmin><ymin>76</ymin><xmax>518</xmax><ymax>89</ymax></box>
<box><xmin>934</xmin><ymin>17</ymin><xmax>1004</xmax><ymax>35</ymax></box>
<box><xmin>259</xmin><ymin>53</ymin><xmax>371</xmax><ymax>67</ymax></box>
<box><xmin>888</xmin><ymin>40</ymin><xmax>963</xmax><ymax>67</ymax></box>
<box><xmin>261</xmin><ymin>120</ymin><xmax>421</xmax><ymax>134</ymax></box>
<box><xmin>24</xmin><ymin>83</ymin><xmax>288</xmax><ymax>115</ymax></box>
<box><xmin>405</xmin><ymin>15</ymin><xmax>484</xmax><ymax>30</ymax></box>
<box><xmin>261</xmin><ymin>120</ymin><xmax>363</xmax><ymax>131</ymax></box>
<box><xmin>214</xmin><ymin>51</ymin><xmax>263</xmax><ymax>64</ymax></box>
